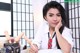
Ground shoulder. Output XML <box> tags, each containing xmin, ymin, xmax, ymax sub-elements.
<box><xmin>62</xmin><ymin>27</ymin><xmax>72</xmax><ymax>36</ymax></box>
<box><xmin>62</xmin><ymin>27</ymin><xmax>72</xmax><ymax>34</ymax></box>
<box><xmin>36</xmin><ymin>21</ymin><xmax>49</xmax><ymax>34</ymax></box>
<box><xmin>35</xmin><ymin>21</ymin><xmax>49</xmax><ymax>37</ymax></box>
<box><xmin>63</xmin><ymin>27</ymin><xmax>71</xmax><ymax>31</ymax></box>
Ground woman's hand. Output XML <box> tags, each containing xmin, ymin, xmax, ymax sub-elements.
<box><xmin>29</xmin><ymin>48</ymin><xmax>36</xmax><ymax>53</ymax></box>
<box><xmin>29</xmin><ymin>44</ymin><xmax>38</xmax><ymax>53</ymax></box>
<box><xmin>23</xmin><ymin>35</ymin><xmax>38</xmax><ymax>53</ymax></box>
<box><xmin>55</xmin><ymin>20</ymin><xmax>62</xmax><ymax>30</ymax></box>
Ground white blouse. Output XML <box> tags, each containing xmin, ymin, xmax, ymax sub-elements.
<box><xmin>32</xmin><ymin>21</ymin><xmax>73</xmax><ymax>50</ymax></box>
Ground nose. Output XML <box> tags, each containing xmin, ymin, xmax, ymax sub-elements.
<box><xmin>53</xmin><ymin>16</ymin><xmax>57</xmax><ymax>21</ymax></box>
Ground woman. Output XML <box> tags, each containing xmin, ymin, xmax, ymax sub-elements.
<box><xmin>24</xmin><ymin>1</ymin><xmax>73</xmax><ymax>53</ymax></box>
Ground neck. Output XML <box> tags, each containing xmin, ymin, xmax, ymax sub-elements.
<box><xmin>49</xmin><ymin>27</ymin><xmax>55</xmax><ymax>32</ymax></box>
<box><xmin>49</xmin><ymin>27</ymin><xmax>55</xmax><ymax>38</ymax></box>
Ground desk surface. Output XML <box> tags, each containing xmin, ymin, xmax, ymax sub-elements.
<box><xmin>21</xmin><ymin>49</ymin><xmax>29</xmax><ymax>53</ymax></box>
<box><xmin>21</xmin><ymin>49</ymin><xmax>62</xmax><ymax>53</ymax></box>
<box><xmin>38</xmin><ymin>49</ymin><xmax>62</xmax><ymax>53</ymax></box>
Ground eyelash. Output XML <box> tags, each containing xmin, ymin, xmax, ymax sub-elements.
<box><xmin>57</xmin><ymin>14</ymin><xmax>61</xmax><ymax>16</ymax></box>
<box><xmin>49</xmin><ymin>15</ymin><xmax>53</xmax><ymax>17</ymax></box>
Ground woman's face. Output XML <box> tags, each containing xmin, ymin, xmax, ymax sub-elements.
<box><xmin>45</xmin><ymin>8</ymin><xmax>62</xmax><ymax>28</ymax></box>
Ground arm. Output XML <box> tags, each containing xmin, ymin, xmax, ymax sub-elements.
<box><xmin>55</xmin><ymin>20</ymin><xmax>71</xmax><ymax>53</ymax></box>
<box><xmin>55</xmin><ymin>29</ymin><xmax>71</xmax><ymax>53</ymax></box>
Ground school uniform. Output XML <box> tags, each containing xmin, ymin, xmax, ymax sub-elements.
<box><xmin>32</xmin><ymin>21</ymin><xmax>73</xmax><ymax>53</ymax></box>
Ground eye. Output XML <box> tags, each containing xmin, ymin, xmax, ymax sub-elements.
<box><xmin>49</xmin><ymin>14</ymin><xmax>53</xmax><ymax>17</ymax></box>
<box><xmin>57</xmin><ymin>14</ymin><xmax>61</xmax><ymax>17</ymax></box>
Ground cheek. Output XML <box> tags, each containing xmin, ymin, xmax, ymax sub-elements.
<box><xmin>45</xmin><ymin>16</ymin><xmax>50</xmax><ymax>21</ymax></box>
<box><xmin>58</xmin><ymin>17</ymin><xmax>62</xmax><ymax>21</ymax></box>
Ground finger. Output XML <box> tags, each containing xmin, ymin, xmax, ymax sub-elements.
<box><xmin>4</xmin><ymin>31</ymin><xmax>10</xmax><ymax>40</ymax></box>
<box><xmin>29</xmin><ymin>48</ymin><xmax>33</xmax><ymax>53</ymax></box>
<box><xmin>59</xmin><ymin>19</ymin><xmax>62</xmax><ymax>23</ymax></box>
<box><xmin>4</xmin><ymin>31</ymin><xmax>10</xmax><ymax>37</ymax></box>
<box><xmin>29</xmin><ymin>48</ymin><xmax>34</xmax><ymax>52</ymax></box>
<box><xmin>58</xmin><ymin>19</ymin><xmax>62</xmax><ymax>24</ymax></box>
<box><xmin>15</xmin><ymin>32</ymin><xmax>24</xmax><ymax>42</ymax></box>
<box><xmin>24</xmin><ymin>36</ymin><xmax>32</xmax><ymax>45</ymax></box>
<box><xmin>29</xmin><ymin>48</ymin><xmax>36</xmax><ymax>53</ymax></box>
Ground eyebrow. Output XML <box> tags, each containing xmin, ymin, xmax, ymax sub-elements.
<box><xmin>49</xmin><ymin>13</ymin><xmax>61</xmax><ymax>15</ymax></box>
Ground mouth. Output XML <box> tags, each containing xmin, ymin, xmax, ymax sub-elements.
<box><xmin>52</xmin><ymin>22</ymin><xmax>58</xmax><ymax>25</ymax></box>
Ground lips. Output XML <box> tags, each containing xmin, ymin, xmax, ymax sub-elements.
<box><xmin>52</xmin><ymin>22</ymin><xmax>58</xmax><ymax>25</ymax></box>
<box><xmin>53</xmin><ymin>23</ymin><xmax>57</xmax><ymax>24</ymax></box>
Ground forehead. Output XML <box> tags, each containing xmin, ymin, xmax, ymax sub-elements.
<box><xmin>47</xmin><ymin>8</ymin><xmax>60</xmax><ymax>14</ymax></box>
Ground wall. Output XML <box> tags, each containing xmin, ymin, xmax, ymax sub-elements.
<box><xmin>32</xmin><ymin>0</ymin><xmax>47</xmax><ymax>34</ymax></box>
<box><xmin>0</xmin><ymin>0</ymin><xmax>11</xmax><ymax>35</ymax></box>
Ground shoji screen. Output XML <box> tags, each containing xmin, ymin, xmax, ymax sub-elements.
<box><xmin>13</xmin><ymin>0</ymin><xmax>34</xmax><ymax>47</ymax></box>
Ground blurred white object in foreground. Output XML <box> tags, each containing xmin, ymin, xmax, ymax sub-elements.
<box><xmin>38</xmin><ymin>49</ymin><xmax>62</xmax><ymax>53</ymax></box>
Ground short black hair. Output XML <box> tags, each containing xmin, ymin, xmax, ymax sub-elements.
<box><xmin>43</xmin><ymin>1</ymin><xmax>68</xmax><ymax>33</ymax></box>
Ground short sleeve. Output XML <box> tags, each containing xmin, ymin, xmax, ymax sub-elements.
<box><xmin>62</xmin><ymin>27</ymin><xmax>73</xmax><ymax>47</ymax></box>
<box><xmin>32</xmin><ymin>20</ymin><xmax>49</xmax><ymax>49</ymax></box>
